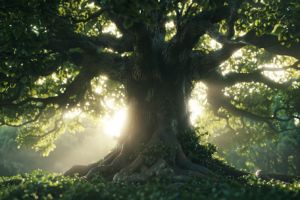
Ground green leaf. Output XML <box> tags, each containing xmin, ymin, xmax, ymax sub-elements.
<box><xmin>63</xmin><ymin>61</ymin><xmax>69</xmax><ymax>67</ymax></box>
<box><xmin>123</xmin><ymin>18</ymin><xmax>133</xmax><ymax>29</ymax></box>
<box><xmin>272</xmin><ymin>24</ymin><xmax>284</xmax><ymax>35</ymax></box>
<box><xmin>20</xmin><ymin>77</ymin><xmax>28</xmax><ymax>83</ymax></box>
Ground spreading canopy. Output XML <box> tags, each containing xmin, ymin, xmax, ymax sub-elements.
<box><xmin>1</xmin><ymin>0</ymin><xmax>300</xmax><ymax>155</ymax></box>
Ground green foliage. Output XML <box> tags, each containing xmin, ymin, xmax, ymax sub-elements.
<box><xmin>1</xmin><ymin>0</ymin><xmax>300</xmax><ymax>166</ymax></box>
<box><xmin>111</xmin><ymin>0</ymin><xmax>160</xmax><ymax>28</ymax></box>
<box><xmin>2</xmin><ymin>170</ymin><xmax>300</xmax><ymax>200</ymax></box>
<box><xmin>178</xmin><ymin>127</ymin><xmax>229</xmax><ymax>174</ymax></box>
<box><xmin>130</xmin><ymin>141</ymin><xmax>177</xmax><ymax>165</ymax></box>
<box><xmin>193</xmin><ymin>44</ymin><xmax>300</xmax><ymax>150</ymax></box>
<box><xmin>225</xmin><ymin>119</ymin><xmax>300</xmax><ymax>175</ymax></box>
<box><xmin>178</xmin><ymin>127</ymin><xmax>217</xmax><ymax>166</ymax></box>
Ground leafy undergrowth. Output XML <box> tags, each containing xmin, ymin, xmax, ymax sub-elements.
<box><xmin>1</xmin><ymin>170</ymin><xmax>300</xmax><ymax>200</ymax></box>
<box><xmin>1</xmin><ymin>128</ymin><xmax>299</xmax><ymax>199</ymax></box>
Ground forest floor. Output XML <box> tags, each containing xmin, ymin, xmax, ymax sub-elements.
<box><xmin>1</xmin><ymin>170</ymin><xmax>300</xmax><ymax>200</ymax></box>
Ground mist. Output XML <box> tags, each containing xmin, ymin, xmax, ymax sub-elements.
<box><xmin>0</xmin><ymin>126</ymin><xmax>116</xmax><ymax>177</ymax></box>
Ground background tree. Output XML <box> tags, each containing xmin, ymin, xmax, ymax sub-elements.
<box><xmin>216</xmin><ymin>114</ymin><xmax>300</xmax><ymax>175</ymax></box>
<box><xmin>1</xmin><ymin>0</ymin><xmax>300</xmax><ymax>184</ymax></box>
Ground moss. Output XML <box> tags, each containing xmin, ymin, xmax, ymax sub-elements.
<box><xmin>2</xmin><ymin>170</ymin><xmax>300</xmax><ymax>200</ymax></box>
<box><xmin>177</xmin><ymin>127</ymin><xmax>238</xmax><ymax>175</ymax></box>
<box><xmin>130</xmin><ymin>141</ymin><xmax>177</xmax><ymax>166</ymax></box>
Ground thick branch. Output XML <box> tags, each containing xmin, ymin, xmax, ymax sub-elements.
<box><xmin>47</xmin><ymin>18</ymin><xmax>132</xmax><ymax>55</ymax></box>
<box><xmin>68</xmin><ymin>51</ymin><xmax>132</xmax><ymax>81</ymax></box>
<box><xmin>225</xmin><ymin>0</ymin><xmax>238</xmax><ymax>39</ymax></box>
<box><xmin>246</xmin><ymin>34</ymin><xmax>300</xmax><ymax>60</ymax></box>
<box><xmin>90</xmin><ymin>34</ymin><xmax>133</xmax><ymax>53</ymax></box>
<box><xmin>204</xmin><ymin>81</ymin><xmax>298</xmax><ymax>133</ymax></box>
<box><xmin>191</xmin><ymin>43</ymin><xmax>245</xmax><ymax>81</ymax></box>
<box><xmin>0</xmin><ymin>84</ymin><xmax>23</xmax><ymax>105</ymax></box>
<box><xmin>72</xmin><ymin>6</ymin><xmax>111</xmax><ymax>23</ymax></box>
<box><xmin>165</xmin><ymin>6</ymin><xmax>232</xmax><ymax>65</ymax></box>
<box><xmin>224</xmin><ymin>72</ymin><xmax>300</xmax><ymax>90</ymax></box>
<box><xmin>0</xmin><ymin>68</ymin><xmax>93</xmax><ymax>108</ymax></box>
<box><xmin>105</xmin><ymin>11</ymin><xmax>130</xmax><ymax>36</ymax></box>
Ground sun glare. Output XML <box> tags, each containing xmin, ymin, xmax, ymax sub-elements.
<box><xmin>103</xmin><ymin>110</ymin><xmax>126</xmax><ymax>136</ymax></box>
<box><xmin>189</xmin><ymin>99</ymin><xmax>203</xmax><ymax>125</ymax></box>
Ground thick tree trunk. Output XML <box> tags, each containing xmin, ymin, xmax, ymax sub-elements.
<box><xmin>63</xmin><ymin>69</ymin><xmax>216</xmax><ymax>183</ymax></box>
<box><xmin>62</xmin><ymin>75</ymin><xmax>300</xmax><ymax>185</ymax></box>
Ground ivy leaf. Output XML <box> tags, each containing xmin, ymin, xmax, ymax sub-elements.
<box><xmin>20</xmin><ymin>77</ymin><xmax>28</xmax><ymax>83</ymax></box>
<box><xmin>272</xmin><ymin>24</ymin><xmax>284</xmax><ymax>35</ymax></box>
<box><xmin>123</xmin><ymin>18</ymin><xmax>133</xmax><ymax>29</ymax></box>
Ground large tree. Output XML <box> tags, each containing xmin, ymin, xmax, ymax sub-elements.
<box><xmin>1</xmin><ymin>0</ymin><xmax>300</xmax><ymax>184</ymax></box>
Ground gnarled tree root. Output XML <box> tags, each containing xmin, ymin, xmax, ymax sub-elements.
<box><xmin>111</xmin><ymin>155</ymin><xmax>211</xmax><ymax>186</ymax></box>
<box><xmin>61</xmin><ymin>126</ymin><xmax>300</xmax><ymax>187</ymax></box>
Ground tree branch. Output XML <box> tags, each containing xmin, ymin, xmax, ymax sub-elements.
<box><xmin>72</xmin><ymin>6</ymin><xmax>111</xmax><ymax>23</ymax></box>
<box><xmin>90</xmin><ymin>33</ymin><xmax>133</xmax><ymax>53</ymax></box>
<box><xmin>216</xmin><ymin>60</ymin><xmax>300</xmax><ymax>88</ymax></box>
<box><xmin>0</xmin><ymin>84</ymin><xmax>23</xmax><ymax>105</ymax></box>
<box><xmin>0</xmin><ymin>68</ymin><xmax>93</xmax><ymax>108</ymax></box>
<box><xmin>25</xmin><ymin>113</ymin><xmax>64</xmax><ymax>138</ymax></box>
<box><xmin>201</xmin><ymin>69</ymin><xmax>300</xmax><ymax>133</ymax></box>
<box><xmin>68</xmin><ymin>51</ymin><xmax>132</xmax><ymax>81</ymax></box>
<box><xmin>225</xmin><ymin>0</ymin><xmax>238</xmax><ymax>39</ymax></box>
<box><xmin>205</xmin><ymin>87</ymin><xmax>284</xmax><ymax>133</ymax></box>
<box><xmin>190</xmin><ymin>43</ymin><xmax>245</xmax><ymax>81</ymax></box>
<box><xmin>0</xmin><ymin>104</ymin><xmax>46</xmax><ymax>127</ymax></box>
<box><xmin>224</xmin><ymin>72</ymin><xmax>300</xmax><ymax>90</ymax></box>
<box><xmin>165</xmin><ymin>4</ymin><xmax>232</xmax><ymax>65</ymax></box>
<box><xmin>48</xmin><ymin>18</ymin><xmax>132</xmax><ymax>55</ymax></box>
<box><xmin>105</xmin><ymin>11</ymin><xmax>130</xmax><ymax>36</ymax></box>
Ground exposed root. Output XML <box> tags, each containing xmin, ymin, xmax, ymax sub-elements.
<box><xmin>170</xmin><ymin>166</ymin><xmax>209</xmax><ymax>180</ymax></box>
<box><xmin>63</xmin><ymin>162</ymin><xmax>100</xmax><ymax>177</ymax></box>
<box><xmin>101</xmin><ymin>147</ymin><xmax>122</xmax><ymax>166</ymax></box>
<box><xmin>256</xmin><ymin>171</ymin><xmax>300</xmax><ymax>183</ymax></box>
<box><xmin>113</xmin><ymin>157</ymin><xmax>167</xmax><ymax>183</ymax></box>
<box><xmin>63</xmin><ymin>147</ymin><xmax>122</xmax><ymax>177</ymax></box>
<box><xmin>85</xmin><ymin>151</ymin><xmax>130</xmax><ymax>180</ymax></box>
<box><xmin>111</xmin><ymin>155</ymin><xmax>212</xmax><ymax>186</ymax></box>
<box><xmin>176</xmin><ymin>143</ymin><xmax>214</xmax><ymax>176</ymax></box>
<box><xmin>62</xmin><ymin>126</ymin><xmax>300</xmax><ymax>187</ymax></box>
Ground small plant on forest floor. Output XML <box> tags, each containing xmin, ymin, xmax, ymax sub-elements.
<box><xmin>1</xmin><ymin>170</ymin><xmax>300</xmax><ymax>200</ymax></box>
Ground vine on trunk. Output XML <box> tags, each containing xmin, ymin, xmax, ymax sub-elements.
<box><xmin>130</xmin><ymin>141</ymin><xmax>177</xmax><ymax>166</ymax></box>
